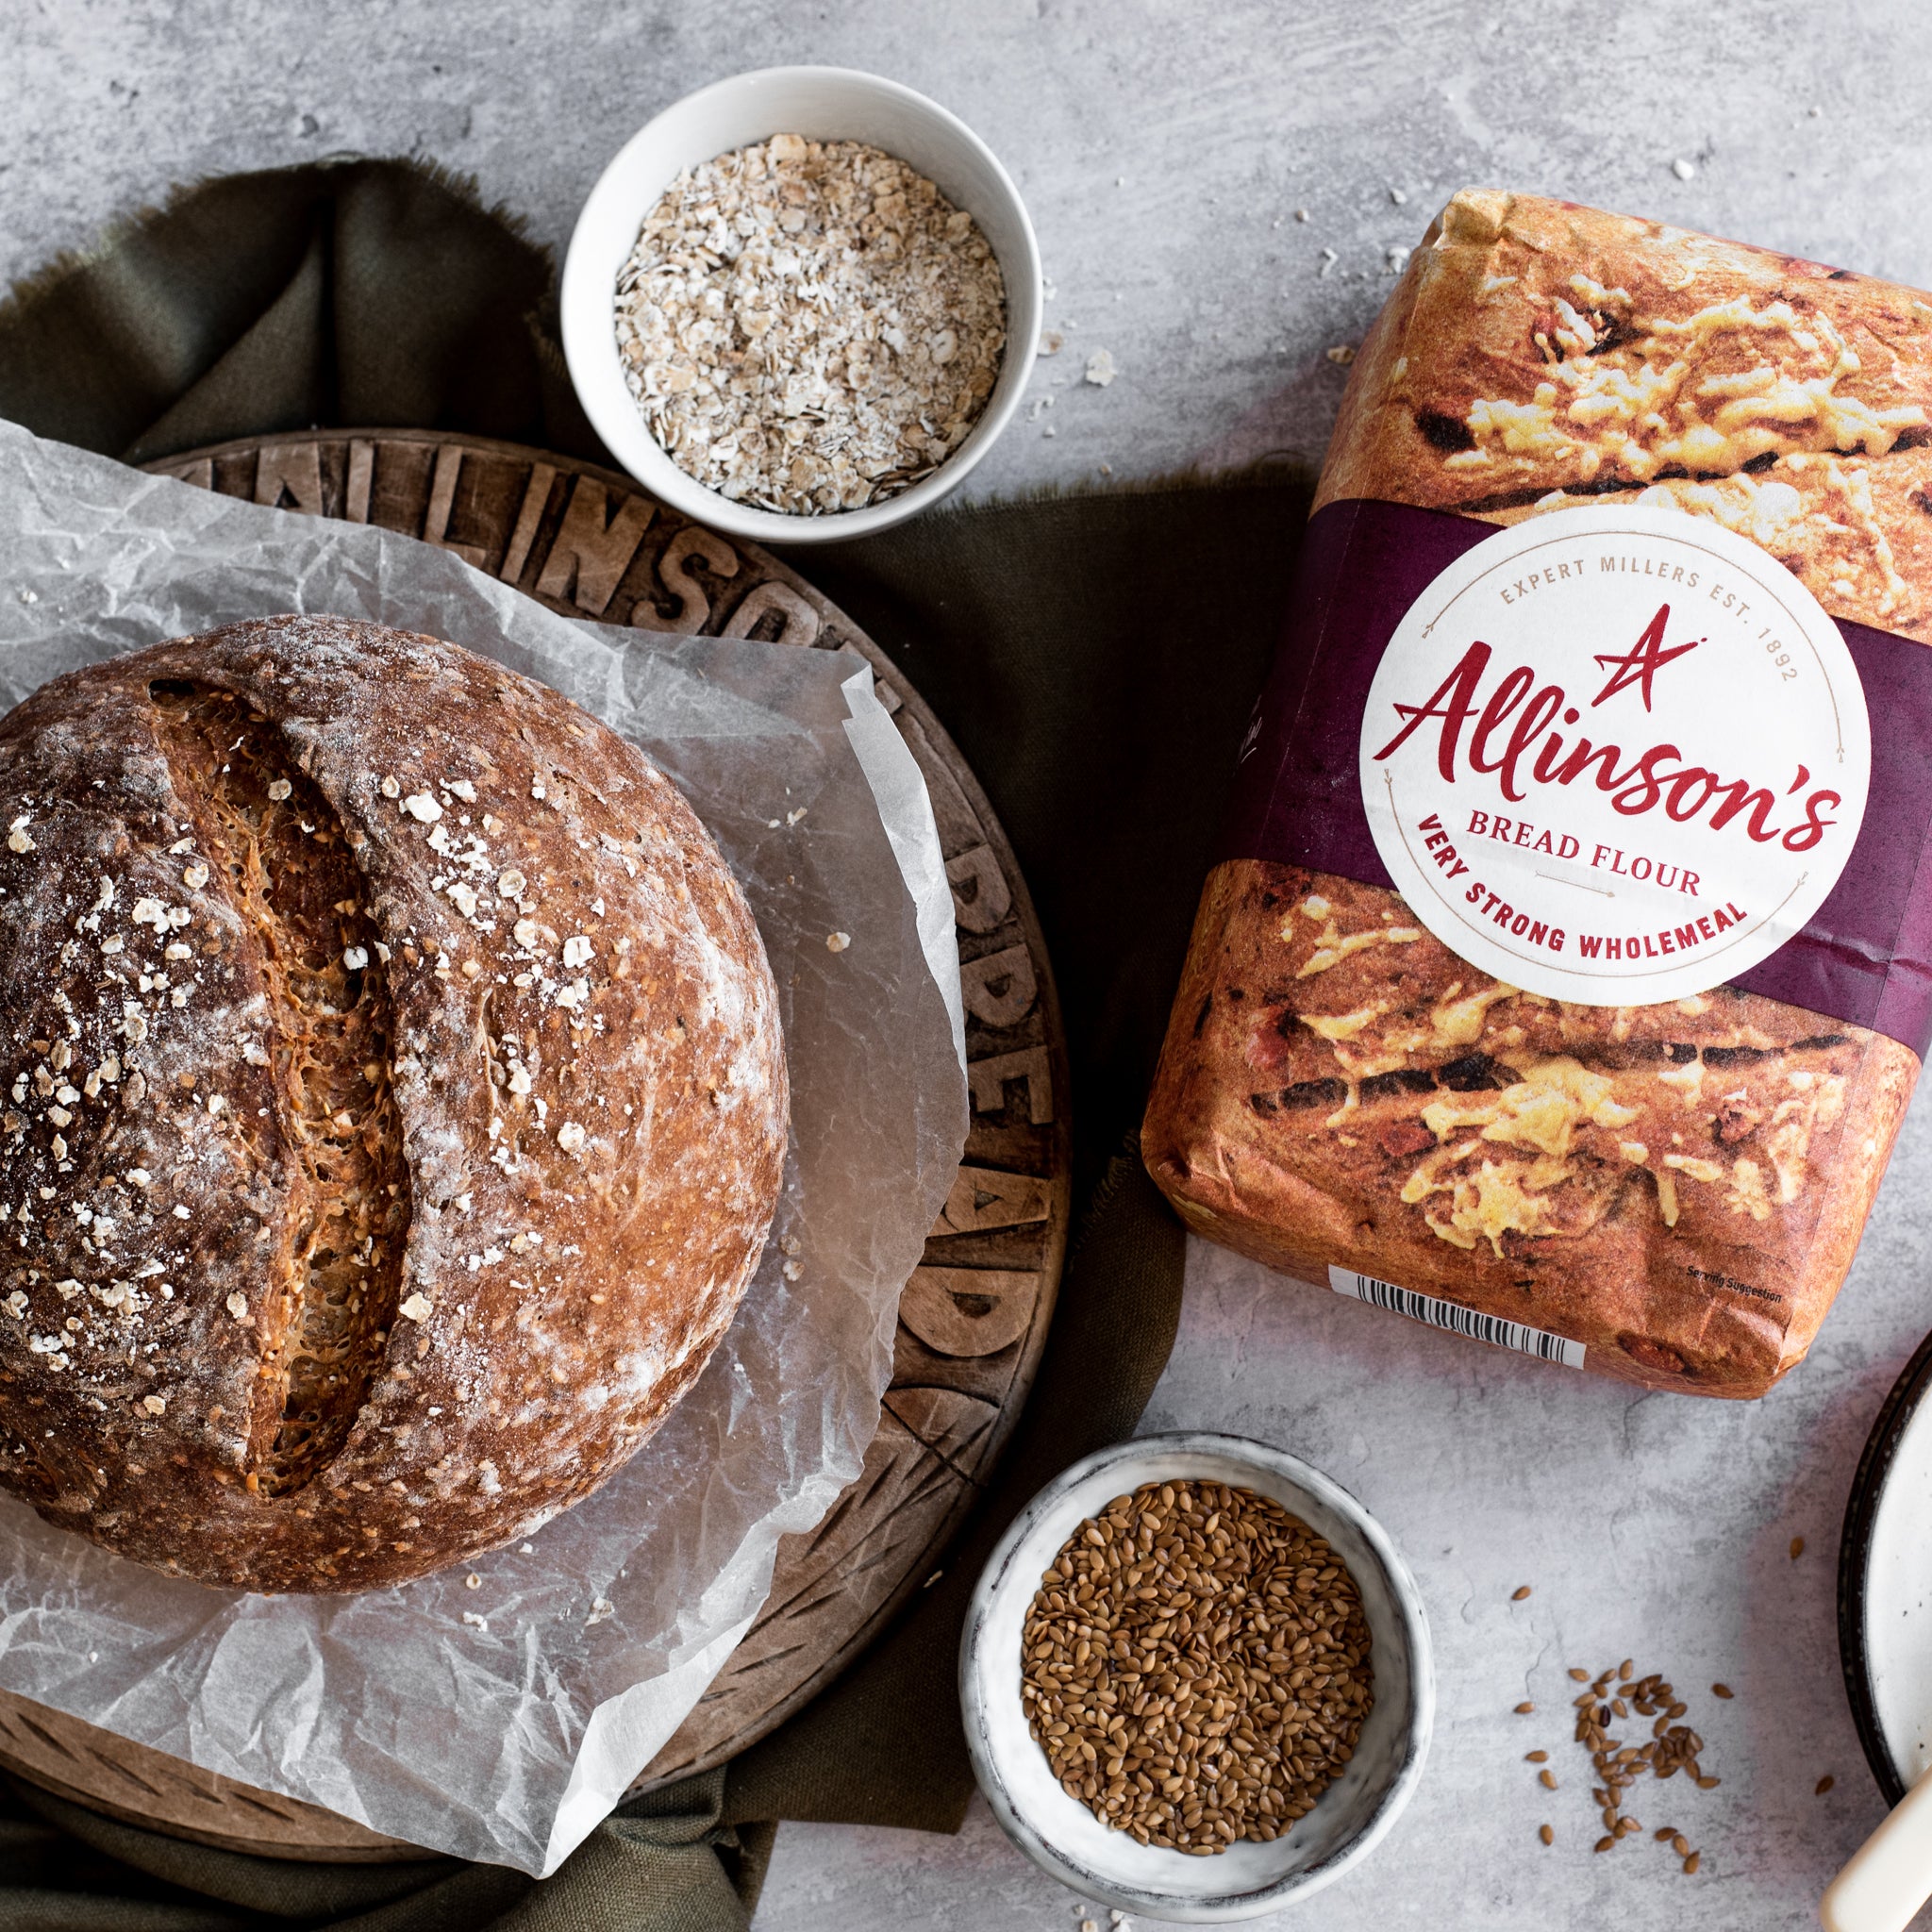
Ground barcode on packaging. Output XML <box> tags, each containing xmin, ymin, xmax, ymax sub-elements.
<box><xmin>1326</xmin><ymin>1266</ymin><xmax>1586</xmax><ymax>1369</ymax></box>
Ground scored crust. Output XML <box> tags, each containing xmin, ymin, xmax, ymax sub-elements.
<box><xmin>0</xmin><ymin>617</ymin><xmax>788</xmax><ymax>1591</ymax></box>
<box><xmin>1146</xmin><ymin>192</ymin><xmax>1931</xmax><ymax>1397</ymax></box>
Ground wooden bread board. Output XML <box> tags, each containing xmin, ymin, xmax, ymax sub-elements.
<box><xmin>0</xmin><ymin>431</ymin><xmax>1071</xmax><ymax>1859</ymax></box>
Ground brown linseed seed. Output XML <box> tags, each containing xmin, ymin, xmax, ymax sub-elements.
<box><xmin>1555</xmin><ymin>1660</ymin><xmax>1724</xmax><ymax>1870</ymax></box>
<box><xmin>1021</xmin><ymin>1479</ymin><xmax>1372</xmax><ymax>1854</ymax></box>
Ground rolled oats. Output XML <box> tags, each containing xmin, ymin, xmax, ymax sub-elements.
<box><xmin>615</xmin><ymin>137</ymin><xmax>1007</xmax><ymax>515</ymax></box>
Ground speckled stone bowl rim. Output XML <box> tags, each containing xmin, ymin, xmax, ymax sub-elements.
<box><xmin>560</xmin><ymin>63</ymin><xmax>1042</xmax><ymax>545</ymax></box>
<box><xmin>958</xmin><ymin>1431</ymin><xmax>1433</xmax><ymax>1923</ymax></box>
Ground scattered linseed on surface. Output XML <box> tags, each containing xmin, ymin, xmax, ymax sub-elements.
<box><xmin>1817</xmin><ymin>1774</ymin><xmax>1836</xmax><ymax>1795</ymax></box>
<box><xmin>1790</xmin><ymin>1536</ymin><xmax>1807</xmax><ymax>1560</ymax></box>
<box><xmin>615</xmin><ymin>136</ymin><xmax>1007</xmax><ymax>515</ymax></box>
<box><xmin>1538</xmin><ymin>1824</ymin><xmax>1554</xmax><ymax>1845</ymax></box>
<box><xmin>1551</xmin><ymin>1660</ymin><xmax>1719</xmax><ymax>1874</ymax></box>
<box><xmin>1021</xmin><ymin>1479</ymin><xmax>1374</xmax><ymax>1855</ymax></box>
<box><xmin>1511</xmin><ymin>1584</ymin><xmax>1533</xmax><ymax>1601</ymax></box>
<box><xmin>1711</xmin><ymin>1682</ymin><xmax>1735</xmax><ymax>1699</ymax></box>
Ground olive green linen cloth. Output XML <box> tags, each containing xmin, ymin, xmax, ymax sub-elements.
<box><xmin>0</xmin><ymin>158</ymin><xmax>1309</xmax><ymax>1928</ymax></box>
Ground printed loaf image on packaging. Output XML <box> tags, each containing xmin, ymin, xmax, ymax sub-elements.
<box><xmin>1143</xmin><ymin>190</ymin><xmax>1932</xmax><ymax>1398</ymax></box>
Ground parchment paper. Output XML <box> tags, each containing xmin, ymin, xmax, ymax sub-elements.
<box><xmin>0</xmin><ymin>420</ymin><xmax>968</xmax><ymax>1874</ymax></box>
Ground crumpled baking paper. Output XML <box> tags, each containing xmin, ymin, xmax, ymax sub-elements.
<box><xmin>0</xmin><ymin>419</ymin><xmax>968</xmax><ymax>1874</ymax></box>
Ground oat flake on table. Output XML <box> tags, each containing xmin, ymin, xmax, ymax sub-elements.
<box><xmin>614</xmin><ymin>134</ymin><xmax>1007</xmax><ymax>515</ymax></box>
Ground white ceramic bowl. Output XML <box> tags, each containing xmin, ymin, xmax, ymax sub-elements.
<box><xmin>960</xmin><ymin>1433</ymin><xmax>1432</xmax><ymax>1924</ymax></box>
<box><xmin>561</xmin><ymin>65</ymin><xmax>1041</xmax><ymax>545</ymax></box>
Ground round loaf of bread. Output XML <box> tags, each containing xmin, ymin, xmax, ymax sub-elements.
<box><xmin>0</xmin><ymin>616</ymin><xmax>787</xmax><ymax>1593</ymax></box>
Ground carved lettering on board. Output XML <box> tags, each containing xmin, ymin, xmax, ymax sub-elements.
<box><xmin>536</xmin><ymin>476</ymin><xmax>657</xmax><ymax>614</ymax></box>
<box><xmin>723</xmin><ymin>580</ymin><xmax>822</xmax><ymax>646</ymax></box>
<box><xmin>900</xmin><ymin>1267</ymin><xmax>1041</xmax><ymax>1357</ymax></box>
<box><xmin>343</xmin><ymin>440</ymin><xmax>375</xmax><ymax>524</ymax></box>
<box><xmin>946</xmin><ymin>844</ymin><xmax>1011</xmax><ymax>934</ymax></box>
<box><xmin>253</xmin><ymin>442</ymin><xmax>323</xmax><ymax>516</ymax></box>
<box><xmin>499</xmin><ymin>462</ymin><xmax>558</xmax><ymax>584</ymax></box>
<box><xmin>637</xmin><ymin>525</ymin><xmax>741</xmax><ymax>633</ymax></box>
<box><xmin>967</xmin><ymin>1047</ymin><xmax>1054</xmax><ymax>1124</ymax></box>
<box><xmin>421</xmin><ymin>444</ymin><xmax>486</xmax><ymax>568</ymax></box>
<box><xmin>931</xmin><ymin>1165</ymin><xmax>1052</xmax><ymax>1237</ymax></box>
<box><xmin>959</xmin><ymin>943</ymin><xmax>1038</xmax><ymax>1028</ymax></box>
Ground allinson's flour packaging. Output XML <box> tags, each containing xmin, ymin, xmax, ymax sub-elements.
<box><xmin>1142</xmin><ymin>190</ymin><xmax>1932</xmax><ymax>1398</ymax></box>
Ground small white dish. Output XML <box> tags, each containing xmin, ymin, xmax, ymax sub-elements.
<box><xmin>959</xmin><ymin>1432</ymin><xmax>1432</xmax><ymax>1924</ymax></box>
<box><xmin>561</xmin><ymin>65</ymin><xmax>1042</xmax><ymax>545</ymax></box>
<box><xmin>1828</xmin><ymin>1329</ymin><xmax>1932</xmax><ymax>1928</ymax></box>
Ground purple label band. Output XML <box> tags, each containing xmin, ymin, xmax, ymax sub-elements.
<box><xmin>1222</xmin><ymin>496</ymin><xmax>1932</xmax><ymax>1062</ymax></box>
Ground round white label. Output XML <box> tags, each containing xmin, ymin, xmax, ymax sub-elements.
<box><xmin>1358</xmin><ymin>504</ymin><xmax>1870</xmax><ymax>1006</ymax></box>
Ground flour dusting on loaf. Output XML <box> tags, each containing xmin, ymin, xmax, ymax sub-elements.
<box><xmin>0</xmin><ymin>616</ymin><xmax>788</xmax><ymax>1591</ymax></box>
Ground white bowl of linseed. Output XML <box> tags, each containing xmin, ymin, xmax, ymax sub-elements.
<box><xmin>562</xmin><ymin>66</ymin><xmax>1041</xmax><ymax>543</ymax></box>
<box><xmin>960</xmin><ymin>1433</ymin><xmax>1433</xmax><ymax>1923</ymax></box>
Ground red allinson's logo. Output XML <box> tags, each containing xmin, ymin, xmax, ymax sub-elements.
<box><xmin>1372</xmin><ymin>602</ymin><xmax>1842</xmax><ymax>854</ymax></box>
<box><xmin>1358</xmin><ymin>505</ymin><xmax>1869</xmax><ymax>1006</ymax></box>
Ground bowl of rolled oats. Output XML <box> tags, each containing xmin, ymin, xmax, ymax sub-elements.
<box><xmin>959</xmin><ymin>1433</ymin><xmax>1432</xmax><ymax>1923</ymax></box>
<box><xmin>562</xmin><ymin>66</ymin><xmax>1041</xmax><ymax>542</ymax></box>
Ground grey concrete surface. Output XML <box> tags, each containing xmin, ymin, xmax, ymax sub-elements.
<box><xmin>9</xmin><ymin>0</ymin><xmax>1932</xmax><ymax>1924</ymax></box>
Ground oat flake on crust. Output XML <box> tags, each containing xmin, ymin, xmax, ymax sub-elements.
<box><xmin>615</xmin><ymin>134</ymin><xmax>1007</xmax><ymax>515</ymax></box>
